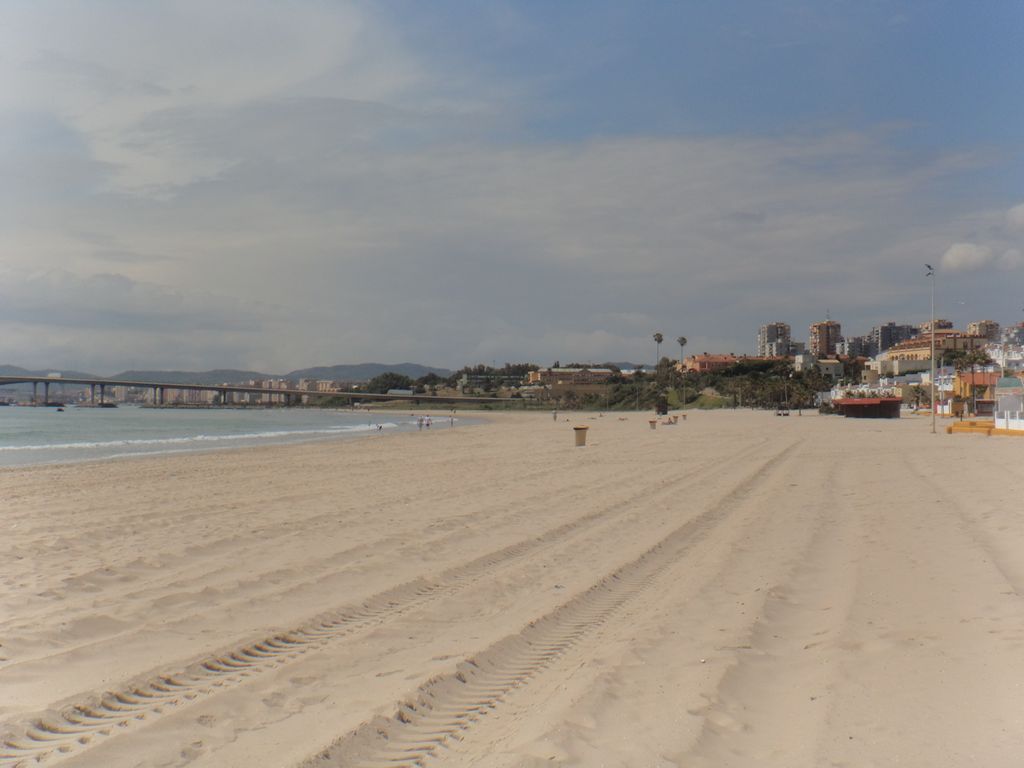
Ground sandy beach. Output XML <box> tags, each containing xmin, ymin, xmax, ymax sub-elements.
<box><xmin>2</xmin><ymin>409</ymin><xmax>1023</xmax><ymax>767</ymax></box>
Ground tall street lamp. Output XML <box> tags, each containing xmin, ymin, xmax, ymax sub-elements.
<box><xmin>926</xmin><ymin>263</ymin><xmax>936</xmax><ymax>434</ymax></box>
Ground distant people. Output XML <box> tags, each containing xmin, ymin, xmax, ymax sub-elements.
<box><xmin>425</xmin><ymin>416</ymin><xmax>432</xmax><ymax>429</ymax></box>
<box><xmin>552</xmin><ymin>410</ymin><xmax>558</xmax><ymax>421</ymax></box>
<box><xmin>417</xmin><ymin>416</ymin><xmax>424</xmax><ymax>430</ymax></box>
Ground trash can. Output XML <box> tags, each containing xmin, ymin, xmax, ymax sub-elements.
<box><xmin>648</xmin><ymin>419</ymin><xmax>657</xmax><ymax>430</ymax></box>
<box><xmin>574</xmin><ymin>425</ymin><xmax>589</xmax><ymax>447</ymax></box>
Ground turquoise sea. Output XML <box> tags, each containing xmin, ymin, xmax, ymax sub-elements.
<box><xmin>0</xmin><ymin>406</ymin><xmax>456</xmax><ymax>467</ymax></box>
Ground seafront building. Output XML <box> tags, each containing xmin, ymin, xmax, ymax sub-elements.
<box><xmin>837</xmin><ymin>334</ymin><xmax>875</xmax><ymax>358</ymax></box>
<box><xmin>968</xmin><ymin>320</ymin><xmax>1001</xmax><ymax>341</ymax></box>
<box><xmin>809</xmin><ymin>320</ymin><xmax>842</xmax><ymax>357</ymax></box>
<box><xmin>527</xmin><ymin>368</ymin><xmax>614</xmax><ymax>386</ymax></box>
<box><xmin>871</xmin><ymin>322</ymin><xmax>918</xmax><ymax>353</ymax></box>
<box><xmin>756</xmin><ymin>322</ymin><xmax>791</xmax><ymax>357</ymax></box>
<box><xmin>680</xmin><ymin>353</ymin><xmax>782</xmax><ymax>374</ymax></box>
<box><xmin>881</xmin><ymin>330</ymin><xmax>985</xmax><ymax>362</ymax></box>
<box><xmin>918</xmin><ymin>318</ymin><xmax>954</xmax><ymax>333</ymax></box>
<box><xmin>681</xmin><ymin>353</ymin><xmax>744</xmax><ymax>373</ymax></box>
<box><xmin>793</xmin><ymin>353</ymin><xmax>843</xmax><ymax>381</ymax></box>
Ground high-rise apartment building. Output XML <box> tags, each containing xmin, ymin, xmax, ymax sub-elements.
<box><xmin>967</xmin><ymin>320</ymin><xmax>1000</xmax><ymax>340</ymax></box>
<box><xmin>838</xmin><ymin>334</ymin><xmax>877</xmax><ymax>358</ymax></box>
<box><xmin>871</xmin><ymin>322</ymin><xmax>917</xmax><ymax>353</ymax></box>
<box><xmin>809</xmin><ymin>320</ymin><xmax>842</xmax><ymax>357</ymax></box>
<box><xmin>757</xmin><ymin>322</ymin><xmax>791</xmax><ymax>357</ymax></box>
<box><xmin>918</xmin><ymin>318</ymin><xmax>953</xmax><ymax>334</ymax></box>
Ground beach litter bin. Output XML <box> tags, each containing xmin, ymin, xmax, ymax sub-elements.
<box><xmin>649</xmin><ymin>419</ymin><xmax>657</xmax><ymax>430</ymax></box>
<box><xmin>574</xmin><ymin>425</ymin><xmax>589</xmax><ymax>447</ymax></box>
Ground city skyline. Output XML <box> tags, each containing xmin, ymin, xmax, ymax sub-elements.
<box><xmin>3</xmin><ymin>2</ymin><xmax>1024</xmax><ymax>372</ymax></box>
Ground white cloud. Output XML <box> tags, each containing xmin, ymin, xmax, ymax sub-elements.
<box><xmin>999</xmin><ymin>248</ymin><xmax>1024</xmax><ymax>270</ymax></box>
<box><xmin>941</xmin><ymin>242</ymin><xmax>993</xmax><ymax>272</ymax></box>
<box><xmin>0</xmin><ymin>2</ymin><xmax>420</xmax><ymax>193</ymax></box>
<box><xmin>3</xmin><ymin>4</ymin><xmax>1023</xmax><ymax>371</ymax></box>
<box><xmin>1007</xmin><ymin>203</ymin><xmax>1024</xmax><ymax>233</ymax></box>
<box><xmin>3</xmin><ymin>124</ymin><xmax>1015</xmax><ymax>369</ymax></box>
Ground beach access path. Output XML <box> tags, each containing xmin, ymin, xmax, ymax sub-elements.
<box><xmin>1</xmin><ymin>410</ymin><xmax>1022</xmax><ymax>767</ymax></box>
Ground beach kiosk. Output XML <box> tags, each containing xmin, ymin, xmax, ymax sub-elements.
<box><xmin>833</xmin><ymin>397</ymin><xmax>902</xmax><ymax>419</ymax></box>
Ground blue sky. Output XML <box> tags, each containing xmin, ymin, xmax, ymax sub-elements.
<box><xmin>1</xmin><ymin>1</ymin><xmax>1022</xmax><ymax>371</ymax></box>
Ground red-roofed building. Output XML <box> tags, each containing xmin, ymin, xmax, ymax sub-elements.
<box><xmin>953</xmin><ymin>371</ymin><xmax>1000</xmax><ymax>400</ymax></box>
<box><xmin>680</xmin><ymin>353</ymin><xmax>777</xmax><ymax>373</ymax></box>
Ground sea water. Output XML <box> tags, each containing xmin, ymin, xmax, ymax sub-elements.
<box><xmin>0</xmin><ymin>406</ymin><xmax>455</xmax><ymax>467</ymax></box>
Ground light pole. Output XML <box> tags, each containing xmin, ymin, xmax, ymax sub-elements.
<box><xmin>926</xmin><ymin>263</ymin><xmax>936</xmax><ymax>434</ymax></box>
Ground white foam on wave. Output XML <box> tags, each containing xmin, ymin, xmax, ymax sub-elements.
<box><xmin>0</xmin><ymin>422</ymin><xmax>401</xmax><ymax>453</ymax></box>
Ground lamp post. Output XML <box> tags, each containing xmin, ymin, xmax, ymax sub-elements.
<box><xmin>926</xmin><ymin>263</ymin><xmax>936</xmax><ymax>433</ymax></box>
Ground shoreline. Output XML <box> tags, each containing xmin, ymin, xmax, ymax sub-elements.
<box><xmin>0</xmin><ymin>407</ymin><xmax>485</xmax><ymax>471</ymax></box>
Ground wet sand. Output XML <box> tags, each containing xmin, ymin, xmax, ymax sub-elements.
<box><xmin>2</xmin><ymin>410</ymin><xmax>1023</xmax><ymax>767</ymax></box>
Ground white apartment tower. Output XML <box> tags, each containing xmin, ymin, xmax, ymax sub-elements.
<box><xmin>757</xmin><ymin>322</ymin><xmax>791</xmax><ymax>357</ymax></box>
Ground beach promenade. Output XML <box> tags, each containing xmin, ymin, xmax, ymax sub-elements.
<box><xmin>2</xmin><ymin>410</ymin><xmax>1023</xmax><ymax>767</ymax></box>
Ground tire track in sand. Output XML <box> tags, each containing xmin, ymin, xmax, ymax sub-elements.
<box><xmin>0</xmin><ymin>439</ymin><xmax>773</xmax><ymax>767</ymax></box>
<box><xmin>300</xmin><ymin>441</ymin><xmax>797</xmax><ymax>768</ymax></box>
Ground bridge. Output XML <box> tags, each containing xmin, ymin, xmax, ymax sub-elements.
<box><xmin>0</xmin><ymin>375</ymin><xmax>508</xmax><ymax>407</ymax></box>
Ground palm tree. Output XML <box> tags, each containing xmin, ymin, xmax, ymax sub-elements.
<box><xmin>964</xmin><ymin>348</ymin><xmax>992</xmax><ymax>414</ymax></box>
<box><xmin>653</xmin><ymin>332</ymin><xmax>663</xmax><ymax>369</ymax></box>
<box><xmin>677</xmin><ymin>336</ymin><xmax>688</xmax><ymax>409</ymax></box>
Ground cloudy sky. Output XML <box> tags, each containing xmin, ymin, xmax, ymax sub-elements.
<box><xmin>3</xmin><ymin>1</ymin><xmax>1023</xmax><ymax>373</ymax></box>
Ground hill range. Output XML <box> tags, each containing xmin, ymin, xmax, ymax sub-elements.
<box><xmin>0</xmin><ymin>363</ymin><xmax>452</xmax><ymax>388</ymax></box>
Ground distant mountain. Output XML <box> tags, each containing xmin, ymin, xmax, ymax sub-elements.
<box><xmin>109</xmin><ymin>369</ymin><xmax>270</xmax><ymax>385</ymax></box>
<box><xmin>1</xmin><ymin>363</ymin><xmax>452</xmax><ymax>387</ymax></box>
<box><xmin>284</xmin><ymin>363</ymin><xmax>452</xmax><ymax>383</ymax></box>
<box><xmin>0</xmin><ymin>365</ymin><xmax>105</xmax><ymax>394</ymax></box>
<box><xmin>0</xmin><ymin>364</ymin><xmax>102</xmax><ymax>379</ymax></box>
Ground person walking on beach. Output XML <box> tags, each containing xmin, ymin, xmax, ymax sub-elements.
<box><xmin>417</xmin><ymin>416</ymin><xmax>423</xmax><ymax>430</ymax></box>
<box><xmin>552</xmin><ymin>409</ymin><xmax>558</xmax><ymax>421</ymax></box>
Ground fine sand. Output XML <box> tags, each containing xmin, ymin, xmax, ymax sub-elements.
<box><xmin>2</xmin><ymin>410</ymin><xmax>1023</xmax><ymax>767</ymax></box>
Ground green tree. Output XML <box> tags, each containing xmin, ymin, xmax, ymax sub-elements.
<box><xmin>364</xmin><ymin>372</ymin><xmax>414</xmax><ymax>393</ymax></box>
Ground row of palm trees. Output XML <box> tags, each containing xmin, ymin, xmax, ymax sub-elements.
<box><xmin>651</xmin><ymin>332</ymin><xmax>688</xmax><ymax>366</ymax></box>
<box><xmin>653</xmin><ymin>332</ymin><xmax>689</xmax><ymax>408</ymax></box>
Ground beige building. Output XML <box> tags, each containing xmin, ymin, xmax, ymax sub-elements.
<box><xmin>809</xmin><ymin>320</ymin><xmax>841</xmax><ymax>357</ymax></box>
<box><xmin>864</xmin><ymin>357</ymin><xmax>931</xmax><ymax>379</ymax></box>
<box><xmin>880</xmin><ymin>330</ymin><xmax>984</xmax><ymax>361</ymax></box>
<box><xmin>967</xmin><ymin>320</ymin><xmax>1000</xmax><ymax>341</ymax></box>
<box><xmin>528</xmin><ymin>368</ymin><xmax>614</xmax><ymax>385</ymax></box>
<box><xmin>918</xmin><ymin>318</ymin><xmax>954</xmax><ymax>334</ymax></box>
<box><xmin>680</xmin><ymin>354</ymin><xmax>740</xmax><ymax>373</ymax></box>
